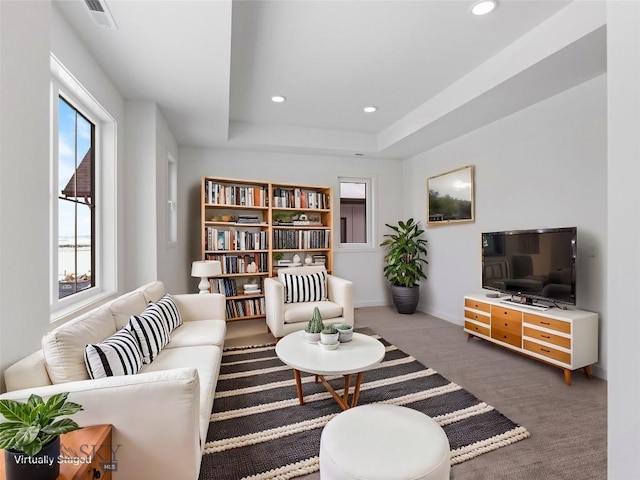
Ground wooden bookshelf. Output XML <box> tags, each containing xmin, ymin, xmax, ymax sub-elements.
<box><xmin>201</xmin><ymin>177</ymin><xmax>333</xmax><ymax>322</ymax></box>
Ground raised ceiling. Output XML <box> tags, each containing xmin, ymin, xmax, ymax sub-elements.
<box><xmin>54</xmin><ymin>0</ymin><xmax>605</xmax><ymax>159</ymax></box>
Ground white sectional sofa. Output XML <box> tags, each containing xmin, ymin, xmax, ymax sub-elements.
<box><xmin>0</xmin><ymin>281</ymin><xmax>227</xmax><ymax>480</ymax></box>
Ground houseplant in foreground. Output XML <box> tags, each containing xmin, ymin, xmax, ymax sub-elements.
<box><xmin>0</xmin><ymin>392</ymin><xmax>83</xmax><ymax>480</ymax></box>
<box><xmin>304</xmin><ymin>307</ymin><xmax>325</xmax><ymax>343</ymax></box>
<box><xmin>380</xmin><ymin>218</ymin><xmax>428</xmax><ymax>314</ymax></box>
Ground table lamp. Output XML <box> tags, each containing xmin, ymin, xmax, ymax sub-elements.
<box><xmin>191</xmin><ymin>260</ymin><xmax>222</xmax><ymax>294</ymax></box>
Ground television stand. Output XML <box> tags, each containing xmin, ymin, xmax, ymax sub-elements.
<box><xmin>463</xmin><ymin>294</ymin><xmax>599</xmax><ymax>385</ymax></box>
<box><xmin>500</xmin><ymin>297</ymin><xmax>551</xmax><ymax>311</ymax></box>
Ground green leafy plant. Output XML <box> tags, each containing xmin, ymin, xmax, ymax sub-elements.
<box><xmin>0</xmin><ymin>392</ymin><xmax>83</xmax><ymax>456</ymax></box>
<box><xmin>380</xmin><ymin>218</ymin><xmax>428</xmax><ymax>288</ymax></box>
<box><xmin>321</xmin><ymin>327</ymin><xmax>338</xmax><ymax>335</ymax></box>
<box><xmin>273</xmin><ymin>252</ymin><xmax>284</xmax><ymax>263</ymax></box>
<box><xmin>305</xmin><ymin>307</ymin><xmax>324</xmax><ymax>333</ymax></box>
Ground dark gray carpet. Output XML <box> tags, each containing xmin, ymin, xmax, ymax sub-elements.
<box><xmin>198</xmin><ymin>335</ymin><xmax>529</xmax><ymax>480</ymax></box>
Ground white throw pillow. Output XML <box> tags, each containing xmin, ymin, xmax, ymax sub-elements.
<box><xmin>152</xmin><ymin>294</ymin><xmax>183</xmax><ymax>332</ymax></box>
<box><xmin>128</xmin><ymin>308</ymin><xmax>170</xmax><ymax>364</ymax></box>
<box><xmin>280</xmin><ymin>271</ymin><xmax>327</xmax><ymax>303</ymax></box>
<box><xmin>84</xmin><ymin>327</ymin><xmax>143</xmax><ymax>379</ymax></box>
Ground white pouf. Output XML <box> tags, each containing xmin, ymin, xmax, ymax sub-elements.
<box><xmin>319</xmin><ymin>404</ymin><xmax>450</xmax><ymax>480</ymax></box>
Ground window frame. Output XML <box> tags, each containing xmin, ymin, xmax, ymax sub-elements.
<box><xmin>337</xmin><ymin>176</ymin><xmax>376</xmax><ymax>251</ymax></box>
<box><xmin>50</xmin><ymin>54</ymin><xmax>118</xmax><ymax>321</ymax></box>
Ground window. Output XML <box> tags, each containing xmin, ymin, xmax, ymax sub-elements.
<box><xmin>338</xmin><ymin>177</ymin><xmax>374</xmax><ymax>248</ymax></box>
<box><xmin>167</xmin><ymin>152</ymin><xmax>177</xmax><ymax>246</ymax></box>
<box><xmin>51</xmin><ymin>54</ymin><xmax>117</xmax><ymax>318</ymax></box>
<box><xmin>57</xmin><ymin>97</ymin><xmax>95</xmax><ymax>299</ymax></box>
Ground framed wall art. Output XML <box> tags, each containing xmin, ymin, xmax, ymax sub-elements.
<box><xmin>427</xmin><ymin>165</ymin><xmax>475</xmax><ymax>226</ymax></box>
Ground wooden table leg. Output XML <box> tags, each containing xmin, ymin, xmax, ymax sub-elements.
<box><xmin>342</xmin><ymin>374</ymin><xmax>351</xmax><ymax>405</ymax></box>
<box><xmin>583</xmin><ymin>365</ymin><xmax>593</xmax><ymax>379</ymax></box>
<box><xmin>319</xmin><ymin>375</ymin><xmax>349</xmax><ymax>410</ymax></box>
<box><xmin>293</xmin><ymin>369</ymin><xmax>304</xmax><ymax>405</ymax></box>
<box><xmin>563</xmin><ymin>368</ymin><xmax>572</xmax><ymax>386</ymax></box>
<box><xmin>351</xmin><ymin>372</ymin><xmax>364</xmax><ymax>407</ymax></box>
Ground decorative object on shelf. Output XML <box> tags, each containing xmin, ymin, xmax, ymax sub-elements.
<box><xmin>380</xmin><ymin>218</ymin><xmax>428</xmax><ymax>314</ymax></box>
<box><xmin>427</xmin><ymin>164</ymin><xmax>475</xmax><ymax>225</ymax></box>
<box><xmin>247</xmin><ymin>261</ymin><xmax>258</xmax><ymax>273</ymax></box>
<box><xmin>221</xmin><ymin>214</ymin><xmax>235</xmax><ymax>222</ymax></box>
<box><xmin>0</xmin><ymin>392</ymin><xmax>83</xmax><ymax>480</ymax></box>
<box><xmin>191</xmin><ymin>260</ymin><xmax>222</xmax><ymax>294</ymax></box>
<box><xmin>335</xmin><ymin>324</ymin><xmax>354</xmax><ymax>342</ymax></box>
<box><xmin>320</xmin><ymin>326</ymin><xmax>339</xmax><ymax>345</ymax></box>
<box><xmin>292</xmin><ymin>254</ymin><xmax>301</xmax><ymax>264</ymax></box>
<box><xmin>304</xmin><ymin>254</ymin><xmax>313</xmax><ymax>265</ymax></box>
<box><xmin>304</xmin><ymin>306</ymin><xmax>325</xmax><ymax>343</ymax></box>
<box><xmin>210</xmin><ymin>215</ymin><xmax>221</xmax><ymax>222</ymax></box>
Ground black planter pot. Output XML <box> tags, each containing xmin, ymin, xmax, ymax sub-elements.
<box><xmin>4</xmin><ymin>436</ymin><xmax>60</xmax><ymax>480</ymax></box>
<box><xmin>391</xmin><ymin>285</ymin><xmax>420</xmax><ymax>314</ymax></box>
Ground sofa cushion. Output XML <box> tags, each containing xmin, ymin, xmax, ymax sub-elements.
<box><xmin>128</xmin><ymin>308</ymin><xmax>170</xmax><ymax>364</ymax></box>
<box><xmin>110</xmin><ymin>291</ymin><xmax>147</xmax><ymax>329</ymax></box>
<box><xmin>284</xmin><ymin>301</ymin><xmax>342</xmax><ymax>324</ymax></box>
<box><xmin>137</xmin><ymin>280</ymin><xmax>166</xmax><ymax>304</ymax></box>
<box><xmin>279</xmin><ymin>270</ymin><xmax>327</xmax><ymax>303</ymax></box>
<box><xmin>42</xmin><ymin>305</ymin><xmax>117</xmax><ymax>384</ymax></box>
<box><xmin>139</xmin><ymin>345</ymin><xmax>222</xmax><ymax>445</ymax></box>
<box><xmin>153</xmin><ymin>294</ymin><xmax>183</xmax><ymax>332</ymax></box>
<box><xmin>84</xmin><ymin>327</ymin><xmax>143</xmax><ymax>379</ymax></box>
<box><xmin>164</xmin><ymin>320</ymin><xmax>226</xmax><ymax>349</ymax></box>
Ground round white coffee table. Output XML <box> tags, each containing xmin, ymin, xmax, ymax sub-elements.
<box><xmin>275</xmin><ymin>331</ymin><xmax>385</xmax><ymax>410</ymax></box>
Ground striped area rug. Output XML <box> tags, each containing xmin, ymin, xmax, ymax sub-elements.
<box><xmin>199</xmin><ymin>335</ymin><xmax>530</xmax><ymax>480</ymax></box>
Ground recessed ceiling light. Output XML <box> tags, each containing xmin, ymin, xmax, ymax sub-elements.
<box><xmin>471</xmin><ymin>0</ymin><xmax>497</xmax><ymax>16</ymax></box>
<box><xmin>271</xmin><ymin>95</ymin><xmax>287</xmax><ymax>103</ymax></box>
<box><xmin>363</xmin><ymin>106</ymin><xmax>377</xmax><ymax>113</ymax></box>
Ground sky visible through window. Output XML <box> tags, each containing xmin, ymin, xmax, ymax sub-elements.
<box><xmin>58</xmin><ymin>97</ymin><xmax>93</xmax><ymax>293</ymax></box>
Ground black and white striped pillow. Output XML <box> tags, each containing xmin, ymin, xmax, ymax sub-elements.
<box><xmin>152</xmin><ymin>294</ymin><xmax>182</xmax><ymax>332</ymax></box>
<box><xmin>84</xmin><ymin>327</ymin><xmax>143</xmax><ymax>379</ymax></box>
<box><xmin>128</xmin><ymin>308</ymin><xmax>170</xmax><ymax>364</ymax></box>
<box><xmin>281</xmin><ymin>271</ymin><xmax>327</xmax><ymax>303</ymax></box>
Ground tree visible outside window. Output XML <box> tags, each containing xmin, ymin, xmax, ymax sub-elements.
<box><xmin>57</xmin><ymin>96</ymin><xmax>95</xmax><ymax>299</ymax></box>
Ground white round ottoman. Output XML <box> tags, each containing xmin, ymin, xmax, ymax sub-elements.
<box><xmin>319</xmin><ymin>404</ymin><xmax>450</xmax><ymax>480</ymax></box>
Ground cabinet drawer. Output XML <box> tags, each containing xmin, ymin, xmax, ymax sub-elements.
<box><xmin>492</xmin><ymin>306</ymin><xmax>522</xmax><ymax>323</ymax></box>
<box><xmin>523</xmin><ymin>339</ymin><xmax>571</xmax><ymax>364</ymax></box>
<box><xmin>491</xmin><ymin>326</ymin><xmax>522</xmax><ymax>348</ymax></box>
<box><xmin>464</xmin><ymin>309</ymin><xmax>490</xmax><ymax>325</ymax></box>
<box><xmin>523</xmin><ymin>326</ymin><xmax>571</xmax><ymax>349</ymax></box>
<box><xmin>491</xmin><ymin>315</ymin><xmax>522</xmax><ymax>334</ymax></box>
<box><xmin>465</xmin><ymin>320</ymin><xmax>490</xmax><ymax>337</ymax></box>
<box><xmin>523</xmin><ymin>313</ymin><xmax>571</xmax><ymax>334</ymax></box>
<box><xmin>464</xmin><ymin>298</ymin><xmax>490</xmax><ymax>313</ymax></box>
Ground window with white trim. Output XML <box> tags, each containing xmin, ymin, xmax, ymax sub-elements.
<box><xmin>338</xmin><ymin>177</ymin><xmax>374</xmax><ymax>248</ymax></box>
<box><xmin>50</xmin><ymin>54</ymin><xmax>117</xmax><ymax>318</ymax></box>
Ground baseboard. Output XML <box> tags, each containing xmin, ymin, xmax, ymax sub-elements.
<box><xmin>354</xmin><ymin>300</ymin><xmax>389</xmax><ymax>308</ymax></box>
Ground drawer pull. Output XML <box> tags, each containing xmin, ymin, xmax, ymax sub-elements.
<box><xmin>504</xmin><ymin>323</ymin><xmax>508</xmax><ymax>326</ymax></box>
<box><xmin>541</xmin><ymin>348</ymin><xmax>551</xmax><ymax>353</ymax></box>
<box><xmin>541</xmin><ymin>335</ymin><xmax>551</xmax><ymax>339</ymax></box>
<box><xmin>93</xmin><ymin>470</ymin><xmax>102</xmax><ymax>479</ymax></box>
<box><xmin>540</xmin><ymin>321</ymin><xmax>551</xmax><ymax>325</ymax></box>
<box><xmin>503</xmin><ymin>335</ymin><xmax>507</xmax><ymax>339</ymax></box>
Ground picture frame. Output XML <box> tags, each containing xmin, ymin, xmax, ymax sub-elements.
<box><xmin>427</xmin><ymin>165</ymin><xmax>475</xmax><ymax>226</ymax></box>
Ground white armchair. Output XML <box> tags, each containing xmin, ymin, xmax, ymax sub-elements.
<box><xmin>265</xmin><ymin>265</ymin><xmax>354</xmax><ymax>338</ymax></box>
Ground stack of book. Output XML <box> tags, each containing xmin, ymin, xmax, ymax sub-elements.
<box><xmin>243</xmin><ymin>283</ymin><xmax>261</xmax><ymax>295</ymax></box>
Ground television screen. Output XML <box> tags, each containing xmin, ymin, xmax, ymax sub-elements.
<box><xmin>482</xmin><ymin>227</ymin><xmax>577</xmax><ymax>305</ymax></box>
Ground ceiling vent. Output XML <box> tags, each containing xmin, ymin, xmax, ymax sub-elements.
<box><xmin>84</xmin><ymin>0</ymin><xmax>118</xmax><ymax>30</ymax></box>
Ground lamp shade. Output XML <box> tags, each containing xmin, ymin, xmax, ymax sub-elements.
<box><xmin>191</xmin><ymin>260</ymin><xmax>222</xmax><ymax>278</ymax></box>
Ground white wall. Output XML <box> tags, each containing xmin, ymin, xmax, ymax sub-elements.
<box><xmin>402</xmin><ymin>75</ymin><xmax>608</xmax><ymax>378</ymax></box>
<box><xmin>607</xmin><ymin>1</ymin><xmax>640</xmax><ymax>478</ymax></box>
<box><xmin>0</xmin><ymin>1</ymin><xmax>51</xmax><ymax>391</ymax></box>
<box><xmin>177</xmin><ymin>148</ymin><xmax>403</xmax><ymax>302</ymax></box>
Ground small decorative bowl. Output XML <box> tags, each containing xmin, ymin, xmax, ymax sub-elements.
<box><xmin>318</xmin><ymin>340</ymin><xmax>339</xmax><ymax>350</ymax></box>
<box><xmin>221</xmin><ymin>214</ymin><xmax>234</xmax><ymax>222</ymax></box>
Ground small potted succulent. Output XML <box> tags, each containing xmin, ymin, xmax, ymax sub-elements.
<box><xmin>335</xmin><ymin>324</ymin><xmax>354</xmax><ymax>342</ymax></box>
<box><xmin>0</xmin><ymin>392</ymin><xmax>83</xmax><ymax>480</ymax></box>
<box><xmin>304</xmin><ymin>307</ymin><xmax>324</xmax><ymax>343</ymax></box>
<box><xmin>320</xmin><ymin>326</ymin><xmax>339</xmax><ymax>345</ymax></box>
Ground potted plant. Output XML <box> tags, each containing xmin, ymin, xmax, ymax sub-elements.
<box><xmin>335</xmin><ymin>324</ymin><xmax>354</xmax><ymax>342</ymax></box>
<box><xmin>0</xmin><ymin>392</ymin><xmax>83</xmax><ymax>480</ymax></box>
<box><xmin>380</xmin><ymin>218</ymin><xmax>428</xmax><ymax>314</ymax></box>
<box><xmin>304</xmin><ymin>307</ymin><xmax>324</xmax><ymax>343</ymax></box>
<box><xmin>320</xmin><ymin>326</ymin><xmax>339</xmax><ymax>345</ymax></box>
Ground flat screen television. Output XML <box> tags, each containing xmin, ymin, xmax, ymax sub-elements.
<box><xmin>481</xmin><ymin>227</ymin><xmax>577</xmax><ymax>306</ymax></box>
